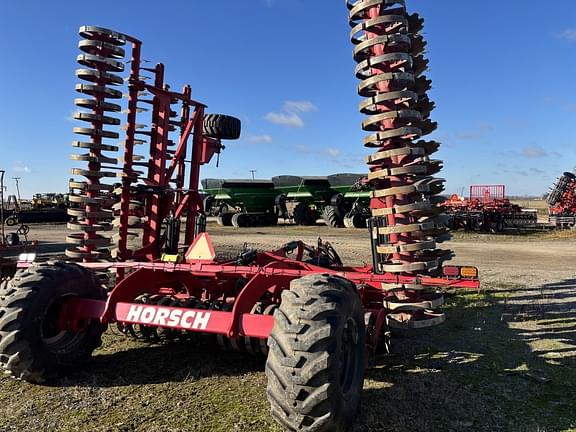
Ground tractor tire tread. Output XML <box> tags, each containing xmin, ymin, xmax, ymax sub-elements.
<box><xmin>266</xmin><ymin>274</ymin><xmax>365</xmax><ymax>432</ymax></box>
<box><xmin>293</xmin><ymin>202</ymin><xmax>314</xmax><ymax>226</ymax></box>
<box><xmin>0</xmin><ymin>263</ymin><xmax>106</xmax><ymax>383</ymax></box>
<box><xmin>323</xmin><ymin>205</ymin><xmax>343</xmax><ymax>228</ymax></box>
<box><xmin>203</xmin><ymin>114</ymin><xmax>241</xmax><ymax>140</ymax></box>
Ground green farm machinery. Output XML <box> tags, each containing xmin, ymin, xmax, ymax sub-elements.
<box><xmin>328</xmin><ymin>173</ymin><xmax>372</xmax><ymax>228</ymax></box>
<box><xmin>200</xmin><ymin>174</ymin><xmax>375</xmax><ymax>229</ymax></box>
<box><xmin>272</xmin><ymin>175</ymin><xmax>345</xmax><ymax>226</ymax></box>
<box><xmin>201</xmin><ymin>178</ymin><xmax>278</xmax><ymax>227</ymax></box>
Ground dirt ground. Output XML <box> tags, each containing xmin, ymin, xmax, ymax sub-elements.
<box><xmin>0</xmin><ymin>223</ymin><xmax>575</xmax><ymax>431</ymax></box>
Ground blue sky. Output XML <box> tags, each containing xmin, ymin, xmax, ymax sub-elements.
<box><xmin>1</xmin><ymin>0</ymin><xmax>575</xmax><ymax>198</ymax></box>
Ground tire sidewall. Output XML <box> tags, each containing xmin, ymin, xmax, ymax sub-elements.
<box><xmin>5</xmin><ymin>216</ymin><xmax>18</xmax><ymax>226</ymax></box>
<box><xmin>266</xmin><ymin>275</ymin><xmax>366</xmax><ymax>431</ymax></box>
<box><xmin>332</xmin><ymin>281</ymin><xmax>366</xmax><ymax>419</ymax></box>
<box><xmin>4</xmin><ymin>264</ymin><xmax>106</xmax><ymax>375</ymax></box>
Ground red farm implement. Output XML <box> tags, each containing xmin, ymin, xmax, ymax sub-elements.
<box><xmin>445</xmin><ymin>184</ymin><xmax>537</xmax><ymax>233</ymax></box>
<box><xmin>0</xmin><ymin>2</ymin><xmax>480</xmax><ymax>431</ymax></box>
<box><xmin>547</xmin><ymin>171</ymin><xmax>576</xmax><ymax>228</ymax></box>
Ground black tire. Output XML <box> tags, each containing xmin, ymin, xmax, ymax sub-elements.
<box><xmin>203</xmin><ymin>114</ymin><xmax>241</xmax><ymax>140</ymax></box>
<box><xmin>343</xmin><ymin>213</ymin><xmax>366</xmax><ymax>229</ymax></box>
<box><xmin>266</xmin><ymin>274</ymin><xmax>366</xmax><ymax>432</ymax></box>
<box><xmin>231</xmin><ymin>213</ymin><xmax>250</xmax><ymax>228</ymax></box>
<box><xmin>5</xmin><ymin>233</ymin><xmax>19</xmax><ymax>246</ymax></box>
<box><xmin>351</xmin><ymin>213</ymin><xmax>367</xmax><ymax>229</ymax></box>
<box><xmin>275</xmin><ymin>194</ymin><xmax>288</xmax><ymax>219</ymax></box>
<box><xmin>494</xmin><ymin>213</ymin><xmax>504</xmax><ymax>233</ymax></box>
<box><xmin>323</xmin><ymin>205</ymin><xmax>343</xmax><ymax>228</ymax></box>
<box><xmin>5</xmin><ymin>215</ymin><xmax>18</xmax><ymax>227</ymax></box>
<box><xmin>330</xmin><ymin>193</ymin><xmax>344</xmax><ymax>207</ymax></box>
<box><xmin>265</xmin><ymin>212</ymin><xmax>279</xmax><ymax>226</ymax></box>
<box><xmin>217</xmin><ymin>212</ymin><xmax>234</xmax><ymax>227</ymax></box>
<box><xmin>0</xmin><ymin>264</ymin><xmax>16</xmax><ymax>287</ymax></box>
<box><xmin>203</xmin><ymin>195</ymin><xmax>215</xmax><ymax>215</ymax></box>
<box><xmin>293</xmin><ymin>202</ymin><xmax>314</xmax><ymax>226</ymax></box>
<box><xmin>0</xmin><ymin>262</ymin><xmax>106</xmax><ymax>382</ymax></box>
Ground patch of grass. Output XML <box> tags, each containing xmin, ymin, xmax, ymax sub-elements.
<box><xmin>0</xmin><ymin>293</ymin><xmax>574</xmax><ymax>431</ymax></box>
<box><xmin>357</xmin><ymin>292</ymin><xmax>576</xmax><ymax>431</ymax></box>
<box><xmin>0</xmin><ymin>337</ymin><xmax>280</xmax><ymax>432</ymax></box>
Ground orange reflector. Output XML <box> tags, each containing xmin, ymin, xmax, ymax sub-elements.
<box><xmin>460</xmin><ymin>266</ymin><xmax>478</xmax><ymax>278</ymax></box>
<box><xmin>443</xmin><ymin>266</ymin><xmax>460</xmax><ymax>276</ymax></box>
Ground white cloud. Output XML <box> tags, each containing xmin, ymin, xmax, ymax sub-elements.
<box><xmin>558</xmin><ymin>28</ymin><xmax>576</xmax><ymax>41</ymax></box>
<box><xmin>523</xmin><ymin>148</ymin><xmax>545</xmax><ymax>158</ymax></box>
<box><xmin>264</xmin><ymin>112</ymin><xmax>304</xmax><ymax>128</ymax></box>
<box><xmin>294</xmin><ymin>144</ymin><xmax>311</xmax><ymax>154</ymax></box>
<box><xmin>13</xmin><ymin>165</ymin><xmax>31</xmax><ymax>173</ymax></box>
<box><xmin>291</xmin><ymin>144</ymin><xmax>343</xmax><ymax>160</ymax></box>
<box><xmin>283</xmin><ymin>101</ymin><xmax>318</xmax><ymax>113</ymax></box>
<box><xmin>326</xmin><ymin>148</ymin><xmax>340</xmax><ymax>157</ymax></box>
<box><xmin>246</xmin><ymin>134</ymin><xmax>273</xmax><ymax>144</ymax></box>
<box><xmin>505</xmin><ymin>167</ymin><xmax>547</xmax><ymax>177</ymax></box>
<box><xmin>521</xmin><ymin>146</ymin><xmax>548</xmax><ymax>158</ymax></box>
<box><xmin>265</xmin><ymin>100</ymin><xmax>317</xmax><ymax>128</ymax></box>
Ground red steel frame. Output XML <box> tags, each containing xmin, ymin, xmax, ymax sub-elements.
<box><xmin>364</xmin><ymin>6</ymin><xmax>411</xmax><ymax>267</ymax></box>
<box><xmin>469</xmin><ymin>184</ymin><xmax>506</xmax><ymax>203</ymax></box>
<box><xmin>57</xmin><ymin>236</ymin><xmax>479</xmax><ymax>350</ymax></box>
<box><xmin>548</xmin><ymin>175</ymin><xmax>576</xmax><ymax>218</ymax></box>
<box><xmin>448</xmin><ymin>184</ymin><xmax>518</xmax><ymax>212</ymax></box>
<box><xmin>115</xmin><ymin>35</ymin><xmax>218</xmax><ymax>263</ymax></box>
<box><xmin>48</xmin><ymin>26</ymin><xmax>480</xmax><ymax>357</ymax></box>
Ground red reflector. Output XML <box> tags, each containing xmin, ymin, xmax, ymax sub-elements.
<box><xmin>443</xmin><ymin>266</ymin><xmax>460</xmax><ymax>276</ymax></box>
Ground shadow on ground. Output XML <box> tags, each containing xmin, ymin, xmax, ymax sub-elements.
<box><xmin>353</xmin><ymin>281</ymin><xmax>576</xmax><ymax>432</ymax></box>
<box><xmin>55</xmin><ymin>336</ymin><xmax>265</xmax><ymax>388</ymax></box>
<box><xmin>3</xmin><ymin>279</ymin><xmax>574</xmax><ymax>431</ymax></box>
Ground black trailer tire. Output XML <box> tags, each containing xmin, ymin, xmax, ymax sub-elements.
<box><xmin>203</xmin><ymin>195</ymin><xmax>215</xmax><ymax>215</ymax></box>
<box><xmin>231</xmin><ymin>213</ymin><xmax>251</xmax><ymax>228</ymax></box>
<box><xmin>275</xmin><ymin>194</ymin><xmax>288</xmax><ymax>219</ymax></box>
<box><xmin>293</xmin><ymin>202</ymin><xmax>314</xmax><ymax>226</ymax></box>
<box><xmin>330</xmin><ymin>193</ymin><xmax>344</xmax><ymax>207</ymax></box>
<box><xmin>344</xmin><ymin>213</ymin><xmax>367</xmax><ymax>229</ymax></box>
<box><xmin>323</xmin><ymin>205</ymin><xmax>343</xmax><ymax>228</ymax></box>
<box><xmin>351</xmin><ymin>213</ymin><xmax>367</xmax><ymax>229</ymax></box>
<box><xmin>217</xmin><ymin>212</ymin><xmax>234</xmax><ymax>227</ymax></box>
<box><xmin>0</xmin><ymin>262</ymin><xmax>106</xmax><ymax>383</ymax></box>
<box><xmin>265</xmin><ymin>212</ymin><xmax>279</xmax><ymax>226</ymax></box>
<box><xmin>5</xmin><ymin>233</ymin><xmax>20</xmax><ymax>247</ymax></box>
<box><xmin>203</xmin><ymin>114</ymin><xmax>241</xmax><ymax>140</ymax></box>
<box><xmin>5</xmin><ymin>215</ymin><xmax>18</xmax><ymax>227</ymax></box>
<box><xmin>266</xmin><ymin>274</ymin><xmax>366</xmax><ymax>432</ymax></box>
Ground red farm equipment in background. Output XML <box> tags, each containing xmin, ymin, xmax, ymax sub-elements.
<box><xmin>547</xmin><ymin>171</ymin><xmax>576</xmax><ymax>228</ymax></box>
<box><xmin>0</xmin><ymin>2</ymin><xmax>480</xmax><ymax>430</ymax></box>
<box><xmin>445</xmin><ymin>184</ymin><xmax>537</xmax><ymax>233</ymax></box>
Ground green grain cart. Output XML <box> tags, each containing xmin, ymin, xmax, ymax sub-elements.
<box><xmin>327</xmin><ymin>173</ymin><xmax>371</xmax><ymax>228</ymax></box>
<box><xmin>272</xmin><ymin>176</ymin><xmax>345</xmax><ymax>226</ymax></box>
<box><xmin>201</xmin><ymin>178</ymin><xmax>279</xmax><ymax>227</ymax></box>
